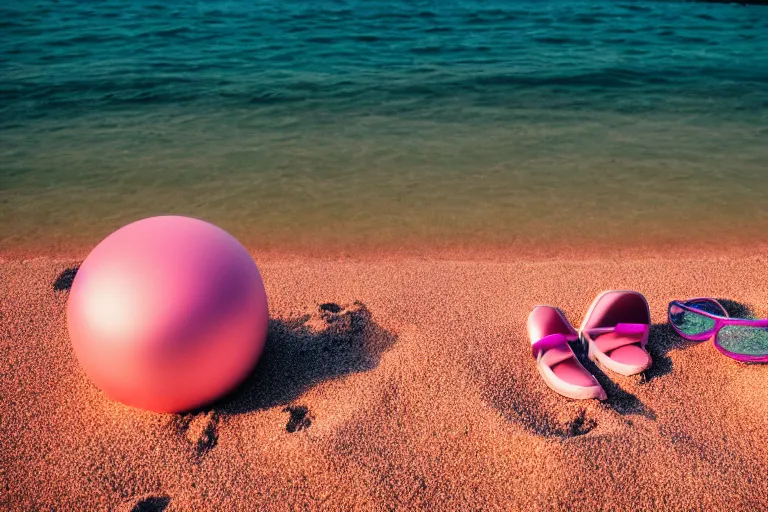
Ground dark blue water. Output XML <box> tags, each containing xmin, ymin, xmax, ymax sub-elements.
<box><xmin>2</xmin><ymin>0</ymin><xmax>768</xmax><ymax>254</ymax></box>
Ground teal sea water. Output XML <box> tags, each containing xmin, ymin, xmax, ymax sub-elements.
<box><xmin>2</xmin><ymin>0</ymin><xmax>768</xmax><ymax>255</ymax></box>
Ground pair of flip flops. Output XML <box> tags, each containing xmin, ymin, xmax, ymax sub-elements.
<box><xmin>527</xmin><ymin>290</ymin><xmax>652</xmax><ymax>400</ymax></box>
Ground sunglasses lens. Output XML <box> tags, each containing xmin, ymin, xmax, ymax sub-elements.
<box><xmin>716</xmin><ymin>325</ymin><xmax>768</xmax><ymax>357</ymax></box>
<box><xmin>669</xmin><ymin>300</ymin><xmax>719</xmax><ymax>336</ymax></box>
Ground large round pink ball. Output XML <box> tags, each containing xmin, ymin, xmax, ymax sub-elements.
<box><xmin>67</xmin><ymin>216</ymin><xmax>268</xmax><ymax>413</ymax></box>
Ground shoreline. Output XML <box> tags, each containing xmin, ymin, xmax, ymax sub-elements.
<box><xmin>3</xmin><ymin>238</ymin><xmax>768</xmax><ymax>263</ymax></box>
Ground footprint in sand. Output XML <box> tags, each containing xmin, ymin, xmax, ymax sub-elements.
<box><xmin>172</xmin><ymin>410</ymin><xmax>219</xmax><ymax>458</ymax></box>
<box><xmin>490</xmin><ymin>387</ymin><xmax>610</xmax><ymax>440</ymax></box>
<box><xmin>117</xmin><ymin>494</ymin><xmax>170</xmax><ymax>512</ymax></box>
<box><xmin>53</xmin><ymin>265</ymin><xmax>79</xmax><ymax>292</ymax></box>
<box><xmin>283</xmin><ymin>405</ymin><xmax>313</xmax><ymax>433</ymax></box>
<box><xmin>555</xmin><ymin>407</ymin><xmax>598</xmax><ymax>438</ymax></box>
<box><xmin>218</xmin><ymin>300</ymin><xmax>397</xmax><ymax>415</ymax></box>
<box><xmin>304</xmin><ymin>301</ymin><xmax>367</xmax><ymax>336</ymax></box>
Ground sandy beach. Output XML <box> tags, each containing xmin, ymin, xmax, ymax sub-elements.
<box><xmin>3</xmin><ymin>253</ymin><xmax>768</xmax><ymax>510</ymax></box>
<box><xmin>5</xmin><ymin>1</ymin><xmax>768</xmax><ymax>509</ymax></box>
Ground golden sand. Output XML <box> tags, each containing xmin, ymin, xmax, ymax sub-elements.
<box><xmin>3</xmin><ymin>254</ymin><xmax>768</xmax><ymax>510</ymax></box>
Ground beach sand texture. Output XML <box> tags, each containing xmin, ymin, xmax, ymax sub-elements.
<box><xmin>3</xmin><ymin>255</ymin><xmax>768</xmax><ymax>511</ymax></box>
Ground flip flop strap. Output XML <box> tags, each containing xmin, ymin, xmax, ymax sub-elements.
<box><xmin>615</xmin><ymin>323</ymin><xmax>648</xmax><ymax>336</ymax></box>
<box><xmin>588</xmin><ymin>323</ymin><xmax>648</xmax><ymax>335</ymax></box>
<box><xmin>531</xmin><ymin>333</ymin><xmax>578</xmax><ymax>360</ymax></box>
<box><xmin>591</xmin><ymin>323</ymin><xmax>649</xmax><ymax>353</ymax></box>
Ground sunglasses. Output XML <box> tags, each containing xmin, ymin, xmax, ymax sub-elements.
<box><xmin>668</xmin><ymin>298</ymin><xmax>768</xmax><ymax>363</ymax></box>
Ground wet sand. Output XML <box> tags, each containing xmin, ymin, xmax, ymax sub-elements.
<box><xmin>3</xmin><ymin>254</ymin><xmax>768</xmax><ymax>510</ymax></box>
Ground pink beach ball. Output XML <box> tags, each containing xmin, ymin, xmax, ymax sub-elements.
<box><xmin>67</xmin><ymin>216</ymin><xmax>269</xmax><ymax>413</ymax></box>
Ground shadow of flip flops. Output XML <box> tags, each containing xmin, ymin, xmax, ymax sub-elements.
<box><xmin>578</xmin><ymin>355</ymin><xmax>656</xmax><ymax>420</ymax></box>
<box><xmin>641</xmin><ymin>323</ymin><xmax>690</xmax><ymax>382</ymax></box>
<box><xmin>218</xmin><ymin>301</ymin><xmax>397</xmax><ymax>415</ymax></box>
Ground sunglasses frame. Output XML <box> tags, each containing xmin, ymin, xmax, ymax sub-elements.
<box><xmin>668</xmin><ymin>298</ymin><xmax>768</xmax><ymax>363</ymax></box>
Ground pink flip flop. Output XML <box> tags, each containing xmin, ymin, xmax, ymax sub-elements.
<box><xmin>579</xmin><ymin>290</ymin><xmax>652</xmax><ymax>376</ymax></box>
<box><xmin>527</xmin><ymin>306</ymin><xmax>607</xmax><ymax>400</ymax></box>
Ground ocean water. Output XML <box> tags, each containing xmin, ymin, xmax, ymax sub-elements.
<box><xmin>2</xmin><ymin>0</ymin><xmax>768</xmax><ymax>255</ymax></box>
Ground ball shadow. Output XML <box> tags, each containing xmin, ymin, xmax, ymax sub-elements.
<box><xmin>218</xmin><ymin>301</ymin><xmax>397</xmax><ymax>415</ymax></box>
